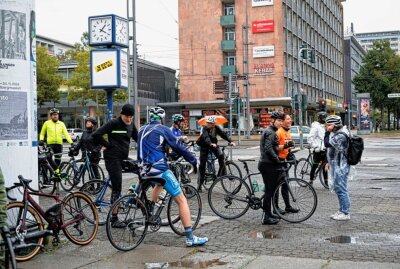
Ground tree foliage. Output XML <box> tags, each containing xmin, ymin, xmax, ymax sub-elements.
<box><xmin>36</xmin><ymin>47</ymin><xmax>63</xmax><ymax>105</ymax></box>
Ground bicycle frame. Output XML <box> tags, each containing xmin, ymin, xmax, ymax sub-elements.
<box><xmin>69</xmin><ymin>151</ymin><xmax>96</xmax><ymax>181</ymax></box>
<box><xmin>92</xmin><ymin>177</ymin><xmax>112</xmax><ymax>208</ymax></box>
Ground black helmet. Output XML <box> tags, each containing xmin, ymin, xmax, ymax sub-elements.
<box><xmin>326</xmin><ymin>115</ymin><xmax>342</xmax><ymax>127</ymax></box>
<box><xmin>271</xmin><ymin>111</ymin><xmax>284</xmax><ymax>120</ymax></box>
<box><xmin>86</xmin><ymin>117</ymin><xmax>97</xmax><ymax>125</ymax></box>
<box><xmin>49</xmin><ymin>108</ymin><xmax>59</xmax><ymax>115</ymax></box>
<box><xmin>317</xmin><ymin>111</ymin><xmax>328</xmax><ymax>121</ymax></box>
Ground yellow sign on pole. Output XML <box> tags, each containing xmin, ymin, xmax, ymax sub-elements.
<box><xmin>95</xmin><ymin>60</ymin><xmax>113</xmax><ymax>72</ymax></box>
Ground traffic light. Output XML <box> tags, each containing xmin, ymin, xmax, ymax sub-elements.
<box><xmin>344</xmin><ymin>103</ymin><xmax>348</xmax><ymax>113</ymax></box>
<box><xmin>300</xmin><ymin>43</ymin><xmax>307</xmax><ymax>59</ymax></box>
<box><xmin>319</xmin><ymin>99</ymin><xmax>326</xmax><ymax>111</ymax></box>
<box><xmin>301</xmin><ymin>94</ymin><xmax>308</xmax><ymax>110</ymax></box>
<box><xmin>292</xmin><ymin>94</ymin><xmax>299</xmax><ymax>109</ymax></box>
<box><xmin>308</xmin><ymin>49</ymin><xmax>316</xmax><ymax>63</ymax></box>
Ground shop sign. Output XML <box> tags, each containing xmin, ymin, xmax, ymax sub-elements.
<box><xmin>254</xmin><ymin>62</ymin><xmax>274</xmax><ymax>75</ymax></box>
<box><xmin>252</xmin><ymin>0</ymin><xmax>273</xmax><ymax>7</ymax></box>
<box><xmin>252</xmin><ymin>20</ymin><xmax>274</xmax><ymax>33</ymax></box>
<box><xmin>202</xmin><ymin>110</ymin><xmax>216</xmax><ymax>116</ymax></box>
<box><xmin>253</xmin><ymin>46</ymin><xmax>274</xmax><ymax>58</ymax></box>
<box><xmin>259</xmin><ymin>113</ymin><xmax>272</xmax><ymax>127</ymax></box>
<box><xmin>189</xmin><ymin>110</ymin><xmax>202</xmax><ymax>116</ymax></box>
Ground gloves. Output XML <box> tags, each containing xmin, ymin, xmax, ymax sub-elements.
<box><xmin>192</xmin><ymin>164</ymin><xmax>198</xmax><ymax>174</ymax></box>
<box><xmin>283</xmin><ymin>141</ymin><xmax>294</xmax><ymax>149</ymax></box>
<box><xmin>39</xmin><ymin>140</ymin><xmax>44</xmax><ymax>146</ymax></box>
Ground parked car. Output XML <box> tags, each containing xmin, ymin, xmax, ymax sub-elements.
<box><xmin>289</xmin><ymin>125</ymin><xmax>310</xmax><ymax>145</ymax></box>
<box><xmin>66</xmin><ymin>128</ymin><xmax>83</xmax><ymax>141</ymax></box>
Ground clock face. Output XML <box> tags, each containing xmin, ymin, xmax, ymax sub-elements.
<box><xmin>115</xmin><ymin>18</ymin><xmax>128</xmax><ymax>46</ymax></box>
<box><xmin>90</xmin><ymin>16</ymin><xmax>112</xmax><ymax>44</ymax></box>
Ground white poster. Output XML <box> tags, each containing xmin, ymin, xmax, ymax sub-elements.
<box><xmin>91</xmin><ymin>50</ymin><xmax>118</xmax><ymax>88</ymax></box>
<box><xmin>120</xmin><ymin>49</ymin><xmax>128</xmax><ymax>89</ymax></box>
<box><xmin>253</xmin><ymin>45</ymin><xmax>275</xmax><ymax>58</ymax></box>
<box><xmin>252</xmin><ymin>0</ymin><xmax>273</xmax><ymax>7</ymax></box>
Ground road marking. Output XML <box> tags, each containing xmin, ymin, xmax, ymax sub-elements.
<box><xmin>247</xmin><ymin>146</ymin><xmax>260</xmax><ymax>150</ymax></box>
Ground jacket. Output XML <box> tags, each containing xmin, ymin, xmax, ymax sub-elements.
<box><xmin>276</xmin><ymin>127</ymin><xmax>292</xmax><ymax>160</ymax></box>
<box><xmin>259</xmin><ymin>125</ymin><xmax>281</xmax><ymax>164</ymax></box>
<box><xmin>307</xmin><ymin>121</ymin><xmax>326</xmax><ymax>152</ymax></box>
<box><xmin>39</xmin><ymin>120</ymin><xmax>72</xmax><ymax>145</ymax></box>
<box><xmin>197</xmin><ymin>125</ymin><xmax>231</xmax><ymax>149</ymax></box>
<box><xmin>92</xmin><ymin>117</ymin><xmax>138</xmax><ymax>160</ymax></box>
<box><xmin>74</xmin><ymin>128</ymin><xmax>102</xmax><ymax>157</ymax></box>
<box><xmin>325</xmin><ymin>126</ymin><xmax>350</xmax><ymax>168</ymax></box>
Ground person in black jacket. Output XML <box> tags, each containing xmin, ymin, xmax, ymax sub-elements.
<box><xmin>73</xmin><ymin>117</ymin><xmax>102</xmax><ymax>179</ymax></box>
<box><xmin>258</xmin><ymin>111</ymin><xmax>284</xmax><ymax>225</ymax></box>
<box><xmin>197</xmin><ymin>117</ymin><xmax>235</xmax><ymax>192</ymax></box>
<box><xmin>92</xmin><ymin>104</ymin><xmax>138</xmax><ymax>214</ymax></box>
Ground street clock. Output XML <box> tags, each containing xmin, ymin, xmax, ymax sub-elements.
<box><xmin>88</xmin><ymin>15</ymin><xmax>129</xmax><ymax>48</ymax></box>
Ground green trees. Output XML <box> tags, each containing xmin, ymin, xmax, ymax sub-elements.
<box><xmin>353</xmin><ymin>40</ymin><xmax>400</xmax><ymax>130</ymax></box>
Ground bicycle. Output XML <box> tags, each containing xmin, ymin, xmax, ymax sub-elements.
<box><xmin>62</xmin><ymin>148</ymin><xmax>105</xmax><ymax>189</ymax></box>
<box><xmin>294</xmin><ymin>145</ymin><xmax>330</xmax><ymax>189</ymax></box>
<box><xmin>198</xmin><ymin>145</ymin><xmax>242</xmax><ymax>191</ymax></box>
<box><xmin>0</xmin><ymin>226</ymin><xmax>19</xmax><ymax>269</ymax></box>
<box><xmin>37</xmin><ymin>143</ymin><xmax>73</xmax><ymax>194</ymax></box>
<box><xmin>5</xmin><ymin>175</ymin><xmax>99</xmax><ymax>261</ymax></box>
<box><xmin>208</xmin><ymin>159</ymin><xmax>318</xmax><ymax>223</ymax></box>
<box><xmin>105</xmin><ymin>160</ymin><xmax>202</xmax><ymax>251</ymax></box>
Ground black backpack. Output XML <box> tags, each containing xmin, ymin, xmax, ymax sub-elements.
<box><xmin>341</xmin><ymin>132</ymin><xmax>364</xmax><ymax>165</ymax></box>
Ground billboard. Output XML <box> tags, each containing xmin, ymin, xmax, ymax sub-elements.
<box><xmin>252</xmin><ymin>0</ymin><xmax>273</xmax><ymax>7</ymax></box>
<box><xmin>359</xmin><ymin>98</ymin><xmax>370</xmax><ymax>131</ymax></box>
<box><xmin>253</xmin><ymin>45</ymin><xmax>275</xmax><ymax>58</ymax></box>
<box><xmin>252</xmin><ymin>20</ymin><xmax>274</xmax><ymax>33</ymax></box>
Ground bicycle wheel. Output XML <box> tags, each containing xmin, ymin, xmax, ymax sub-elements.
<box><xmin>294</xmin><ymin>158</ymin><xmax>311</xmax><ymax>181</ymax></box>
<box><xmin>318</xmin><ymin>162</ymin><xmax>330</xmax><ymax>189</ymax></box>
<box><xmin>106</xmin><ymin>194</ymin><xmax>148</xmax><ymax>251</ymax></box>
<box><xmin>6</xmin><ymin>202</ymin><xmax>44</xmax><ymax>261</ymax></box>
<box><xmin>208</xmin><ymin>175</ymin><xmax>251</xmax><ymax>219</ymax></box>
<box><xmin>38</xmin><ymin>164</ymin><xmax>56</xmax><ymax>194</ymax></box>
<box><xmin>225</xmin><ymin>161</ymin><xmax>243</xmax><ymax>179</ymax></box>
<box><xmin>80</xmin><ymin>180</ymin><xmax>112</xmax><ymax>225</ymax></box>
<box><xmin>60</xmin><ymin>163</ymin><xmax>76</xmax><ymax>191</ymax></box>
<box><xmin>82</xmin><ymin>164</ymin><xmax>105</xmax><ymax>184</ymax></box>
<box><xmin>273</xmin><ymin>178</ymin><xmax>317</xmax><ymax>223</ymax></box>
<box><xmin>167</xmin><ymin>185</ymin><xmax>202</xmax><ymax>236</ymax></box>
<box><xmin>61</xmin><ymin>191</ymin><xmax>99</xmax><ymax>245</ymax></box>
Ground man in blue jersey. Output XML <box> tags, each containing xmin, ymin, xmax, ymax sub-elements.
<box><xmin>137</xmin><ymin>107</ymin><xmax>208</xmax><ymax>247</ymax></box>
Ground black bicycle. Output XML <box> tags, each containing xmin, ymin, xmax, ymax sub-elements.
<box><xmin>208</xmin><ymin>159</ymin><xmax>318</xmax><ymax>223</ymax></box>
<box><xmin>198</xmin><ymin>145</ymin><xmax>242</xmax><ymax>191</ymax></box>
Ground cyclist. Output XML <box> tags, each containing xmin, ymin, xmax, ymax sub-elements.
<box><xmin>307</xmin><ymin>111</ymin><xmax>328</xmax><ymax>186</ymax></box>
<box><xmin>39</xmin><ymin>108</ymin><xmax>73</xmax><ymax>171</ymax></box>
<box><xmin>168</xmin><ymin>114</ymin><xmax>188</xmax><ymax>160</ymax></box>
<box><xmin>324</xmin><ymin>115</ymin><xmax>351</xmax><ymax>221</ymax></box>
<box><xmin>196</xmin><ymin>117</ymin><xmax>235</xmax><ymax>192</ymax></box>
<box><xmin>92</xmin><ymin>104</ymin><xmax>138</xmax><ymax>218</ymax></box>
<box><xmin>275</xmin><ymin>113</ymin><xmax>299</xmax><ymax>215</ymax></box>
<box><xmin>73</xmin><ymin>117</ymin><xmax>102</xmax><ymax>179</ymax></box>
<box><xmin>258</xmin><ymin>111</ymin><xmax>284</xmax><ymax>225</ymax></box>
<box><xmin>137</xmin><ymin>106</ymin><xmax>208</xmax><ymax>247</ymax></box>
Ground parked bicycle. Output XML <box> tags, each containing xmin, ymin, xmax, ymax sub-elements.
<box><xmin>198</xmin><ymin>145</ymin><xmax>242</xmax><ymax>191</ymax></box>
<box><xmin>105</xmin><ymin>160</ymin><xmax>202</xmax><ymax>251</ymax></box>
<box><xmin>294</xmin><ymin>145</ymin><xmax>329</xmax><ymax>189</ymax></box>
<box><xmin>208</xmin><ymin>159</ymin><xmax>318</xmax><ymax>223</ymax></box>
<box><xmin>6</xmin><ymin>175</ymin><xmax>99</xmax><ymax>261</ymax></box>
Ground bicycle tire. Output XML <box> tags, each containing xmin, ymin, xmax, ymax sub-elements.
<box><xmin>82</xmin><ymin>163</ymin><xmax>106</xmax><ymax>184</ymax></box>
<box><xmin>294</xmin><ymin>158</ymin><xmax>311</xmax><ymax>181</ymax></box>
<box><xmin>167</xmin><ymin>185</ymin><xmax>202</xmax><ymax>236</ymax></box>
<box><xmin>225</xmin><ymin>161</ymin><xmax>243</xmax><ymax>179</ymax></box>
<box><xmin>208</xmin><ymin>175</ymin><xmax>251</xmax><ymax>219</ymax></box>
<box><xmin>273</xmin><ymin>178</ymin><xmax>317</xmax><ymax>223</ymax></box>
<box><xmin>6</xmin><ymin>202</ymin><xmax>44</xmax><ymax>261</ymax></box>
<box><xmin>61</xmin><ymin>191</ymin><xmax>99</xmax><ymax>245</ymax></box>
<box><xmin>106</xmin><ymin>194</ymin><xmax>148</xmax><ymax>251</ymax></box>
<box><xmin>60</xmin><ymin>163</ymin><xmax>76</xmax><ymax>191</ymax></box>
<box><xmin>38</xmin><ymin>164</ymin><xmax>56</xmax><ymax>194</ymax></box>
<box><xmin>80</xmin><ymin>180</ymin><xmax>112</xmax><ymax>225</ymax></box>
<box><xmin>318</xmin><ymin>162</ymin><xmax>330</xmax><ymax>189</ymax></box>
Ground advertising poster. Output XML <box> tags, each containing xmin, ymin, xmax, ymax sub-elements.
<box><xmin>253</xmin><ymin>45</ymin><xmax>275</xmax><ymax>58</ymax></box>
<box><xmin>359</xmin><ymin>98</ymin><xmax>370</xmax><ymax>130</ymax></box>
<box><xmin>252</xmin><ymin>0</ymin><xmax>273</xmax><ymax>7</ymax></box>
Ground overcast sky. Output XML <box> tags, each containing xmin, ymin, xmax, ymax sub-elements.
<box><xmin>35</xmin><ymin>0</ymin><xmax>400</xmax><ymax>70</ymax></box>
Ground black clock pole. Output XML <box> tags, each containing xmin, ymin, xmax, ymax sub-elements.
<box><xmin>106</xmin><ymin>88</ymin><xmax>115</xmax><ymax>122</ymax></box>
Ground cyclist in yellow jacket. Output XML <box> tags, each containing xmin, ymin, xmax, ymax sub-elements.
<box><xmin>39</xmin><ymin>108</ymin><xmax>73</xmax><ymax>170</ymax></box>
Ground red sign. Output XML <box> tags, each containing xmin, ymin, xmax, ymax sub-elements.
<box><xmin>202</xmin><ymin>110</ymin><xmax>216</xmax><ymax>116</ymax></box>
<box><xmin>259</xmin><ymin>113</ymin><xmax>272</xmax><ymax>128</ymax></box>
<box><xmin>254</xmin><ymin>62</ymin><xmax>274</xmax><ymax>75</ymax></box>
<box><xmin>252</xmin><ymin>20</ymin><xmax>274</xmax><ymax>33</ymax></box>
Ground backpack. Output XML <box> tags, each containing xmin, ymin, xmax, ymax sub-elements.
<box><xmin>341</xmin><ymin>133</ymin><xmax>364</xmax><ymax>165</ymax></box>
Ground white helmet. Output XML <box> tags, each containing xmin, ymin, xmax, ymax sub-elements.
<box><xmin>149</xmin><ymin>107</ymin><xmax>165</xmax><ymax>121</ymax></box>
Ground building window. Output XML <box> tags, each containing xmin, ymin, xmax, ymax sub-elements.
<box><xmin>225</xmin><ymin>52</ymin><xmax>236</xmax><ymax>66</ymax></box>
<box><xmin>224</xmin><ymin>4</ymin><xmax>234</xmax><ymax>16</ymax></box>
<box><xmin>224</xmin><ymin>28</ymin><xmax>235</xmax><ymax>40</ymax></box>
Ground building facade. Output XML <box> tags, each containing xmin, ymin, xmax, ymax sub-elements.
<box><xmin>355</xmin><ymin>31</ymin><xmax>400</xmax><ymax>55</ymax></box>
<box><xmin>36</xmin><ymin>35</ymin><xmax>75</xmax><ymax>56</ymax></box>
<box><xmin>177</xmin><ymin>0</ymin><xmax>345</xmax><ymax>131</ymax></box>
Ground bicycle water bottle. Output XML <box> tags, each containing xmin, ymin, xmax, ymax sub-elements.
<box><xmin>127</xmin><ymin>183</ymin><xmax>136</xmax><ymax>194</ymax></box>
<box><xmin>252</xmin><ymin>181</ymin><xmax>259</xmax><ymax>192</ymax></box>
<box><xmin>153</xmin><ymin>189</ymin><xmax>167</xmax><ymax>214</ymax></box>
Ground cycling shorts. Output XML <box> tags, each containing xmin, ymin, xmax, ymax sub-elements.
<box><xmin>146</xmin><ymin>169</ymin><xmax>181</xmax><ymax>197</ymax></box>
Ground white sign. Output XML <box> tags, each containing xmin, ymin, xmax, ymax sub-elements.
<box><xmin>388</xmin><ymin>93</ymin><xmax>400</xmax><ymax>98</ymax></box>
<box><xmin>120</xmin><ymin>50</ymin><xmax>128</xmax><ymax>88</ymax></box>
<box><xmin>252</xmin><ymin>0</ymin><xmax>273</xmax><ymax>7</ymax></box>
<box><xmin>253</xmin><ymin>46</ymin><xmax>275</xmax><ymax>58</ymax></box>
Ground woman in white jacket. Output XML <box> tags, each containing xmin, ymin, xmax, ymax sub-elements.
<box><xmin>307</xmin><ymin>111</ymin><xmax>328</xmax><ymax>185</ymax></box>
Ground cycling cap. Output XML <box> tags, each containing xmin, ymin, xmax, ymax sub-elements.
<box><xmin>149</xmin><ymin>106</ymin><xmax>165</xmax><ymax>121</ymax></box>
<box><xmin>172</xmin><ymin>114</ymin><xmax>184</xmax><ymax>123</ymax></box>
<box><xmin>317</xmin><ymin>111</ymin><xmax>328</xmax><ymax>120</ymax></box>
<box><xmin>205</xmin><ymin>116</ymin><xmax>217</xmax><ymax>124</ymax></box>
<box><xmin>121</xmin><ymin>104</ymin><xmax>135</xmax><ymax>116</ymax></box>
<box><xmin>325</xmin><ymin>115</ymin><xmax>342</xmax><ymax>126</ymax></box>
<box><xmin>49</xmin><ymin>108</ymin><xmax>59</xmax><ymax>115</ymax></box>
<box><xmin>86</xmin><ymin>117</ymin><xmax>97</xmax><ymax>125</ymax></box>
<box><xmin>270</xmin><ymin>111</ymin><xmax>284</xmax><ymax>120</ymax></box>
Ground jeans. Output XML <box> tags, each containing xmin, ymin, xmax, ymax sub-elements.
<box><xmin>332</xmin><ymin>161</ymin><xmax>350</xmax><ymax>214</ymax></box>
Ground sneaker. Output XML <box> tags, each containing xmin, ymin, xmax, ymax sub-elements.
<box><xmin>332</xmin><ymin>212</ymin><xmax>350</xmax><ymax>221</ymax></box>
<box><xmin>185</xmin><ymin>235</ymin><xmax>209</xmax><ymax>247</ymax></box>
<box><xmin>330</xmin><ymin>211</ymin><xmax>341</xmax><ymax>219</ymax></box>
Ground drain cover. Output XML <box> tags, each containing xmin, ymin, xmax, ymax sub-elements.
<box><xmin>326</xmin><ymin>235</ymin><xmax>355</xmax><ymax>244</ymax></box>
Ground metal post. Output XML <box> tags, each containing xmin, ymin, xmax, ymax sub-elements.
<box><xmin>106</xmin><ymin>89</ymin><xmax>115</xmax><ymax>122</ymax></box>
<box><xmin>316</xmin><ymin>54</ymin><xmax>325</xmax><ymax>100</ymax></box>
<box><xmin>244</xmin><ymin>0</ymin><xmax>250</xmax><ymax>139</ymax></box>
<box><xmin>128</xmin><ymin>0</ymin><xmax>139</xmax><ymax>128</ymax></box>
<box><xmin>228</xmin><ymin>73</ymin><xmax>233</xmax><ymax>161</ymax></box>
<box><xmin>297</xmin><ymin>48</ymin><xmax>306</xmax><ymax>149</ymax></box>
<box><xmin>238</xmin><ymin>97</ymin><xmax>241</xmax><ymax>145</ymax></box>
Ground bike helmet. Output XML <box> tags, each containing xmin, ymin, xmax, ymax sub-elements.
<box><xmin>49</xmin><ymin>108</ymin><xmax>60</xmax><ymax>115</ymax></box>
<box><xmin>149</xmin><ymin>106</ymin><xmax>166</xmax><ymax>121</ymax></box>
<box><xmin>317</xmin><ymin>111</ymin><xmax>328</xmax><ymax>121</ymax></box>
<box><xmin>270</xmin><ymin>111</ymin><xmax>284</xmax><ymax>120</ymax></box>
<box><xmin>205</xmin><ymin>116</ymin><xmax>217</xmax><ymax>124</ymax></box>
<box><xmin>86</xmin><ymin>117</ymin><xmax>97</xmax><ymax>125</ymax></box>
<box><xmin>325</xmin><ymin>115</ymin><xmax>342</xmax><ymax>127</ymax></box>
<box><xmin>172</xmin><ymin>114</ymin><xmax>184</xmax><ymax>123</ymax></box>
